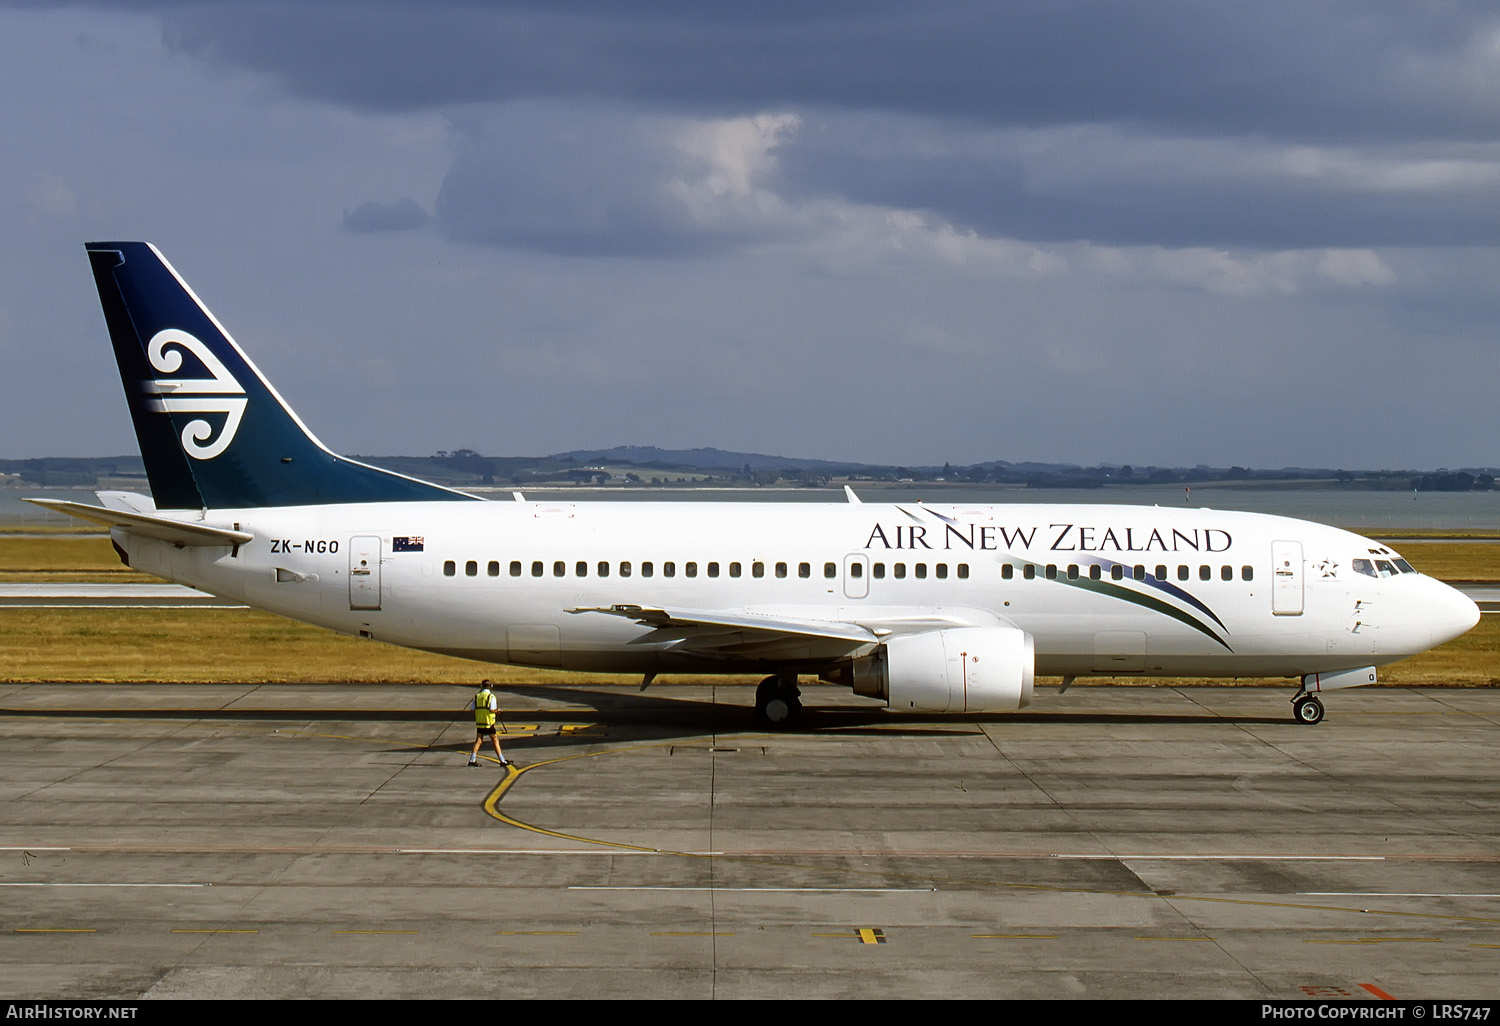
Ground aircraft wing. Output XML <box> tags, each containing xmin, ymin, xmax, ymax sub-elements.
<box><xmin>566</xmin><ymin>604</ymin><xmax>883</xmax><ymax>661</ymax></box>
<box><xmin>21</xmin><ymin>498</ymin><xmax>253</xmax><ymax>548</ymax></box>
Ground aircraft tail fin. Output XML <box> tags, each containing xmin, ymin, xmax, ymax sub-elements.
<box><xmin>85</xmin><ymin>242</ymin><xmax>475</xmax><ymax>509</ymax></box>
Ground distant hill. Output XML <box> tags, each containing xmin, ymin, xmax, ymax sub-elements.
<box><xmin>554</xmin><ymin>445</ymin><xmax>867</xmax><ymax>473</ymax></box>
<box><xmin>2</xmin><ymin>451</ymin><xmax>1495</xmax><ymax>492</ymax></box>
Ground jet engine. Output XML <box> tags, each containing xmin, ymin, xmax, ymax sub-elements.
<box><xmin>842</xmin><ymin>626</ymin><xmax>1035</xmax><ymax>713</ymax></box>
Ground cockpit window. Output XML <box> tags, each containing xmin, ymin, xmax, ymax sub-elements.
<box><xmin>1354</xmin><ymin>554</ymin><xmax>1418</xmax><ymax>577</ymax></box>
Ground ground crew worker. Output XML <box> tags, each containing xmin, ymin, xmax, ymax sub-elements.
<box><xmin>468</xmin><ymin>681</ymin><xmax>514</xmax><ymax>768</ymax></box>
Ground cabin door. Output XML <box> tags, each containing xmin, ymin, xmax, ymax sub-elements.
<box><xmin>349</xmin><ymin>535</ymin><xmax>382</xmax><ymax>610</ymax></box>
<box><xmin>1271</xmin><ymin>540</ymin><xmax>1303</xmax><ymax>616</ymax></box>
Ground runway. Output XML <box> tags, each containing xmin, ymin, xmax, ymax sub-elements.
<box><xmin>0</xmin><ymin>584</ymin><xmax>245</xmax><ymax>608</ymax></box>
<box><xmin>1</xmin><ymin>681</ymin><xmax>1498</xmax><ymax>999</ymax></box>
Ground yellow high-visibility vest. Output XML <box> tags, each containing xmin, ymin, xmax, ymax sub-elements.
<box><xmin>474</xmin><ymin>689</ymin><xmax>496</xmax><ymax>728</ymax></box>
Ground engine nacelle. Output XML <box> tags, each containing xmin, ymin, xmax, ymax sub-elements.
<box><xmin>848</xmin><ymin>627</ymin><xmax>1035</xmax><ymax>713</ymax></box>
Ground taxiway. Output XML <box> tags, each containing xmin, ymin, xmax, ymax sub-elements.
<box><xmin>1</xmin><ymin>681</ymin><xmax>1497</xmax><ymax>999</ymax></box>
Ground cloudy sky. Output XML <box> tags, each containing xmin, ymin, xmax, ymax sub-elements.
<box><xmin>2</xmin><ymin>2</ymin><xmax>1498</xmax><ymax>470</ymax></box>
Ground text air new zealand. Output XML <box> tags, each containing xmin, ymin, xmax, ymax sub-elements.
<box><xmin>28</xmin><ymin>242</ymin><xmax>1480</xmax><ymax>727</ymax></box>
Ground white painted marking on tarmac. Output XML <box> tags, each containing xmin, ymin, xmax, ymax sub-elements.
<box><xmin>1060</xmin><ymin>854</ymin><xmax>1387</xmax><ymax>861</ymax></box>
<box><xmin>399</xmin><ymin>848</ymin><xmax>696</xmax><ymax>855</ymax></box>
<box><xmin>569</xmin><ymin>886</ymin><xmax>936</xmax><ymax>893</ymax></box>
<box><xmin>0</xmin><ymin>882</ymin><xmax>208</xmax><ymax>888</ymax></box>
<box><xmin>1303</xmin><ymin>892</ymin><xmax>1500</xmax><ymax>898</ymax></box>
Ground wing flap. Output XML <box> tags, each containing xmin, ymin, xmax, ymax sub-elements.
<box><xmin>567</xmin><ymin>604</ymin><xmax>880</xmax><ymax>660</ymax></box>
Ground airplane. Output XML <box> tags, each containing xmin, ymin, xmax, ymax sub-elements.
<box><xmin>27</xmin><ymin>242</ymin><xmax>1480</xmax><ymax>727</ymax></box>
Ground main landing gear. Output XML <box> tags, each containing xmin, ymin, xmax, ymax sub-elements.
<box><xmin>756</xmin><ymin>674</ymin><xmax>802</xmax><ymax>728</ymax></box>
<box><xmin>1291</xmin><ymin>693</ymin><xmax>1325</xmax><ymax>725</ymax></box>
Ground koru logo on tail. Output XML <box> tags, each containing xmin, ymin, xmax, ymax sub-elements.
<box><xmin>144</xmin><ymin>329</ymin><xmax>247</xmax><ymax>460</ymax></box>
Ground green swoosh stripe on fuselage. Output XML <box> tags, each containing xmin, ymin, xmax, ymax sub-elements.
<box><xmin>1012</xmin><ymin>561</ymin><xmax>1233</xmax><ymax>652</ymax></box>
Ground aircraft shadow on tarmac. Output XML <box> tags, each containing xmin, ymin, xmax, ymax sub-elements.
<box><xmin>0</xmin><ymin>682</ymin><xmax>1292</xmax><ymax>760</ymax></box>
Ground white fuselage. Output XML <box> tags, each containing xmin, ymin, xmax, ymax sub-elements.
<box><xmin>115</xmin><ymin>499</ymin><xmax>1479</xmax><ymax>681</ymax></box>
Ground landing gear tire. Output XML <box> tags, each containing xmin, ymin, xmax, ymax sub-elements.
<box><xmin>1292</xmin><ymin>695</ymin><xmax>1325</xmax><ymax>725</ymax></box>
<box><xmin>756</xmin><ymin>675</ymin><xmax>802</xmax><ymax>728</ymax></box>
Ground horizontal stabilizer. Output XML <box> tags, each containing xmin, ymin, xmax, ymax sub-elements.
<box><xmin>22</xmin><ymin>498</ymin><xmax>254</xmax><ymax>548</ymax></box>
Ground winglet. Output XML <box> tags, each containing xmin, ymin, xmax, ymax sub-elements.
<box><xmin>844</xmin><ymin>485</ymin><xmax>861</xmax><ymax>504</ymax></box>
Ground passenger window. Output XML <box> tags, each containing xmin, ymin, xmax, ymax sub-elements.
<box><xmin>1155</xmin><ymin>565</ymin><xmax>1167</xmax><ymax>581</ymax></box>
<box><xmin>753</xmin><ymin>562</ymin><xmax>764</xmax><ymax>578</ymax></box>
<box><xmin>957</xmin><ymin>564</ymin><xmax>969</xmax><ymax>579</ymax></box>
<box><xmin>1089</xmin><ymin>565</ymin><xmax>1101</xmax><ymax>581</ymax></box>
<box><xmin>466</xmin><ymin>560</ymin><xmax>478</xmax><ymax>577</ymax></box>
<box><xmin>620</xmin><ymin>561</ymin><xmax>632</xmax><ymax>578</ymax></box>
<box><xmin>850</xmin><ymin>562</ymin><xmax>863</xmax><ymax>578</ymax></box>
<box><xmin>1045</xmin><ymin>565</ymin><xmax>1057</xmax><ymax>580</ymax></box>
<box><xmin>707</xmin><ymin>562</ymin><xmax>719</xmax><ymax>578</ymax></box>
<box><xmin>531</xmin><ymin>561</ymin><xmax>544</xmax><ymax>578</ymax></box>
<box><xmin>553</xmin><ymin>561</ymin><xmax>565</xmax><ymax>577</ymax></box>
<box><xmin>873</xmin><ymin>563</ymin><xmax>886</xmax><ymax>579</ymax></box>
<box><xmin>1002</xmin><ymin>564</ymin><xmax>1014</xmax><ymax>579</ymax></box>
<box><xmin>1221</xmin><ymin>565</ymin><xmax>1232</xmax><ymax>581</ymax></box>
<box><xmin>936</xmin><ymin>564</ymin><xmax>948</xmax><ymax>579</ymax></box>
<box><xmin>1241</xmin><ymin>566</ymin><xmax>1253</xmax><ymax>581</ymax></box>
<box><xmin>1111</xmin><ymin>565</ymin><xmax>1124</xmax><ymax>581</ymax></box>
<box><xmin>776</xmin><ymin>562</ymin><xmax>788</xmax><ymax>578</ymax></box>
<box><xmin>576</xmin><ymin>561</ymin><xmax>588</xmax><ymax>577</ymax></box>
<box><xmin>1023</xmin><ymin>564</ymin><xmax>1035</xmax><ymax>580</ymax></box>
<box><xmin>798</xmin><ymin>562</ymin><xmax>810</xmax><ymax>579</ymax></box>
<box><xmin>686</xmin><ymin>562</ymin><xmax>697</xmax><ymax>578</ymax></box>
<box><xmin>1067</xmin><ymin>565</ymin><xmax>1079</xmax><ymax>580</ymax></box>
<box><xmin>824</xmin><ymin>562</ymin><xmax>836</xmax><ymax>579</ymax></box>
<box><xmin>1134</xmin><ymin>565</ymin><xmax>1146</xmax><ymax>581</ymax></box>
<box><xmin>642</xmin><ymin>561</ymin><xmax>654</xmax><ymax>578</ymax></box>
<box><xmin>488</xmin><ymin>560</ymin><xmax>499</xmax><ymax>577</ymax></box>
<box><xmin>730</xmin><ymin>562</ymin><xmax>742</xmax><ymax>578</ymax></box>
<box><xmin>1199</xmin><ymin>565</ymin><xmax>1211</xmax><ymax>581</ymax></box>
<box><xmin>894</xmin><ymin>563</ymin><xmax>907</xmax><ymax>579</ymax></box>
<box><xmin>664</xmin><ymin>561</ymin><xmax>675</xmax><ymax>578</ymax></box>
<box><xmin>444</xmin><ymin>560</ymin><xmax>456</xmax><ymax>577</ymax></box>
<box><xmin>510</xmin><ymin>560</ymin><xmax>522</xmax><ymax>577</ymax></box>
<box><xmin>1177</xmin><ymin>566</ymin><xmax>1189</xmax><ymax>582</ymax></box>
<box><xmin>597</xmin><ymin>561</ymin><xmax>610</xmax><ymax>578</ymax></box>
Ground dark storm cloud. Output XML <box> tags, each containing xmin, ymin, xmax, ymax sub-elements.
<box><xmin>432</xmin><ymin>107</ymin><xmax>728</xmax><ymax>257</ymax></box>
<box><xmin>776</xmin><ymin>121</ymin><xmax>1500</xmax><ymax>249</ymax></box>
<box><xmin>145</xmin><ymin>1</ymin><xmax>1500</xmax><ymax>143</ymax></box>
<box><xmin>3</xmin><ymin>1</ymin><xmax>1497</xmax><ymax>469</ymax></box>
<box><xmin>341</xmin><ymin>197</ymin><xmax>430</xmax><ymax>233</ymax></box>
<box><xmin>70</xmin><ymin>0</ymin><xmax>1488</xmax><ymax>254</ymax></box>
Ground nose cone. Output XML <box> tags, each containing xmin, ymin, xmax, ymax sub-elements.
<box><xmin>1426</xmin><ymin>578</ymin><xmax>1481</xmax><ymax>648</ymax></box>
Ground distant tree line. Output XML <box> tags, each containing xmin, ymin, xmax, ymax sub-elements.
<box><xmin>1411</xmin><ymin>472</ymin><xmax>1496</xmax><ymax>492</ymax></box>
